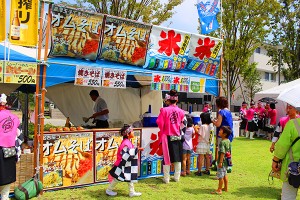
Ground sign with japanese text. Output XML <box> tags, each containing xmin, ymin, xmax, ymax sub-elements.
<box><xmin>95</xmin><ymin>130</ymin><xmax>141</xmax><ymax>182</ymax></box>
<box><xmin>189</xmin><ymin>77</ymin><xmax>206</xmax><ymax>93</ymax></box>
<box><xmin>75</xmin><ymin>66</ymin><xmax>102</xmax><ymax>87</ymax></box>
<box><xmin>9</xmin><ymin>0</ymin><xmax>38</xmax><ymax>46</ymax></box>
<box><xmin>150</xmin><ymin>73</ymin><xmax>172</xmax><ymax>91</ymax></box>
<box><xmin>42</xmin><ymin>132</ymin><xmax>94</xmax><ymax>189</ymax></box>
<box><xmin>145</xmin><ymin>25</ymin><xmax>191</xmax><ymax>71</ymax></box>
<box><xmin>171</xmin><ymin>75</ymin><xmax>190</xmax><ymax>92</ymax></box>
<box><xmin>0</xmin><ymin>0</ymin><xmax>5</xmax><ymax>41</ymax></box>
<box><xmin>49</xmin><ymin>5</ymin><xmax>104</xmax><ymax>61</ymax></box>
<box><xmin>102</xmin><ymin>68</ymin><xmax>127</xmax><ymax>89</ymax></box>
<box><xmin>186</xmin><ymin>34</ymin><xmax>222</xmax><ymax>77</ymax></box>
<box><xmin>0</xmin><ymin>61</ymin><xmax>3</xmax><ymax>83</ymax></box>
<box><xmin>4</xmin><ymin>61</ymin><xmax>37</xmax><ymax>84</ymax></box>
<box><xmin>100</xmin><ymin>16</ymin><xmax>151</xmax><ymax>66</ymax></box>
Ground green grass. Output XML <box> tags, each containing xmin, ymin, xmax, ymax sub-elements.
<box><xmin>30</xmin><ymin>137</ymin><xmax>300</xmax><ymax>200</ymax></box>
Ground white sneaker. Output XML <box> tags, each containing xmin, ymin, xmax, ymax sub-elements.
<box><xmin>163</xmin><ymin>178</ymin><xmax>169</xmax><ymax>184</ymax></box>
<box><xmin>129</xmin><ymin>192</ymin><xmax>142</xmax><ymax>197</ymax></box>
<box><xmin>174</xmin><ymin>178</ymin><xmax>179</xmax><ymax>182</ymax></box>
<box><xmin>106</xmin><ymin>189</ymin><xmax>117</xmax><ymax>196</ymax></box>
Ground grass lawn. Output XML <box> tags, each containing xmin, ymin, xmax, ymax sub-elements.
<box><xmin>30</xmin><ymin>137</ymin><xmax>300</xmax><ymax>200</ymax></box>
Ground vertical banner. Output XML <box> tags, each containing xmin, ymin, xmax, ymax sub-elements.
<box><xmin>49</xmin><ymin>5</ymin><xmax>104</xmax><ymax>61</ymax></box>
<box><xmin>102</xmin><ymin>68</ymin><xmax>127</xmax><ymax>89</ymax></box>
<box><xmin>42</xmin><ymin>132</ymin><xmax>94</xmax><ymax>189</ymax></box>
<box><xmin>186</xmin><ymin>34</ymin><xmax>222</xmax><ymax>77</ymax></box>
<box><xmin>4</xmin><ymin>61</ymin><xmax>37</xmax><ymax>84</ymax></box>
<box><xmin>189</xmin><ymin>77</ymin><xmax>206</xmax><ymax>93</ymax></box>
<box><xmin>145</xmin><ymin>25</ymin><xmax>190</xmax><ymax>71</ymax></box>
<box><xmin>0</xmin><ymin>61</ymin><xmax>3</xmax><ymax>83</ymax></box>
<box><xmin>9</xmin><ymin>0</ymin><xmax>38</xmax><ymax>46</ymax></box>
<box><xmin>75</xmin><ymin>66</ymin><xmax>102</xmax><ymax>87</ymax></box>
<box><xmin>95</xmin><ymin>130</ymin><xmax>141</xmax><ymax>182</ymax></box>
<box><xmin>101</xmin><ymin>16</ymin><xmax>151</xmax><ymax>66</ymax></box>
<box><xmin>171</xmin><ymin>75</ymin><xmax>190</xmax><ymax>92</ymax></box>
<box><xmin>197</xmin><ymin>0</ymin><xmax>220</xmax><ymax>34</ymax></box>
<box><xmin>150</xmin><ymin>73</ymin><xmax>172</xmax><ymax>91</ymax></box>
<box><xmin>0</xmin><ymin>0</ymin><xmax>5</xmax><ymax>41</ymax></box>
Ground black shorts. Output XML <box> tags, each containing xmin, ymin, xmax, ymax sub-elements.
<box><xmin>167</xmin><ymin>136</ymin><xmax>183</xmax><ymax>163</ymax></box>
<box><xmin>95</xmin><ymin>120</ymin><xmax>109</xmax><ymax>128</ymax></box>
<box><xmin>247</xmin><ymin>121</ymin><xmax>258</xmax><ymax>132</ymax></box>
<box><xmin>240</xmin><ymin>119</ymin><xmax>247</xmax><ymax>130</ymax></box>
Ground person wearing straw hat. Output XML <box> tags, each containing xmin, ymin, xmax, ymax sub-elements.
<box><xmin>0</xmin><ymin>94</ymin><xmax>23</xmax><ymax>200</ymax></box>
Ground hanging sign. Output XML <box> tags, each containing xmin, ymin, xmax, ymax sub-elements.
<box><xmin>186</xmin><ymin>34</ymin><xmax>222</xmax><ymax>77</ymax></box>
<box><xmin>102</xmin><ymin>68</ymin><xmax>127</xmax><ymax>89</ymax></box>
<box><xmin>95</xmin><ymin>130</ymin><xmax>141</xmax><ymax>182</ymax></box>
<box><xmin>42</xmin><ymin>132</ymin><xmax>94</xmax><ymax>189</ymax></box>
<box><xmin>150</xmin><ymin>73</ymin><xmax>172</xmax><ymax>91</ymax></box>
<box><xmin>74</xmin><ymin>66</ymin><xmax>102</xmax><ymax>87</ymax></box>
<box><xmin>0</xmin><ymin>0</ymin><xmax>5</xmax><ymax>41</ymax></box>
<box><xmin>49</xmin><ymin>5</ymin><xmax>104</xmax><ymax>61</ymax></box>
<box><xmin>9</xmin><ymin>0</ymin><xmax>38</xmax><ymax>46</ymax></box>
<box><xmin>100</xmin><ymin>16</ymin><xmax>151</xmax><ymax>66</ymax></box>
<box><xmin>0</xmin><ymin>61</ymin><xmax>3</xmax><ymax>83</ymax></box>
<box><xmin>145</xmin><ymin>25</ymin><xmax>190</xmax><ymax>71</ymax></box>
<box><xmin>189</xmin><ymin>77</ymin><xmax>206</xmax><ymax>93</ymax></box>
<box><xmin>4</xmin><ymin>61</ymin><xmax>37</xmax><ymax>84</ymax></box>
<box><xmin>171</xmin><ymin>75</ymin><xmax>190</xmax><ymax>92</ymax></box>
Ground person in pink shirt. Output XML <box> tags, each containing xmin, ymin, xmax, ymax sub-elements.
<box><xmin>266</xmin><ymin>103</ymin><xmax>277</xmax><ymax>140</ymax></box>
<box><xmin>255</xmin><ymin>102</ymin><xmax>265</xmax><ymax>136</ymax></box>
<box><xmin>156</xmin><ymin>89</ymin><xmax>185</xmax><ymax>184</ymax></box>
<box><xmin>246</xmin><ymin>101</ymin><xmax>258</xmax><ymax>139</ymax></box>
<box><xmin>239</xmin><ymin>102</ymin><xmax>248</xmax><ymax>137</ymax></box>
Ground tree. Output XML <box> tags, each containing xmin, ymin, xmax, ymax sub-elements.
<box><xmin>267</xmin><ymin>0</ymin><xmax>300</xmax><ymax>82</ymax></box>
<box><xmin>213</xmin><ymin>0</ymin><xmax>280</xmax><ymax>104</ymax></box>
<box><xmin>242</xmin><ymin>63</ymin><xmax>262</xmax><ymax>101</ymax></box>
<box><xmin>58</xmin><ymin>0</ymin><xmax>184</xmax><ymax>25</ymax></box>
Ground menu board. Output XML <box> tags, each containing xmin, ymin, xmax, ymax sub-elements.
<box><xmin>189</xmin><ymin>77</ymin><xmax>206</xmax><ymax>93</ymax></box>
<box><xmin>74</xmin><ymin>66</ymin><xmax>102</xmax><ymax>87</ymax></box>
<box><xmin>100</xmin><ymin>16</ymin><xmax>151</xmax><ymax>66</ymax></box>
<box><xmin>102</xmin><ymin>68</ymin><xmax>127</xmax><ymax>89</ymax></box>
<box><xmin>4</xmin><ymin>61</ymin><xmax>37</xmax><ymax>84</ymax></box>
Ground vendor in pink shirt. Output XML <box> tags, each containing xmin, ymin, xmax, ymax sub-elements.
<box><xmin>156</xmin><ymin>89</ymin><xmax>185</xmax><ymax>184</ymax></box>
<box><xmin>266</xmin><ymin>103</ymin><xmax>277</xmax><ymax>140</ymax></box>
<box><xmin>246</xmin><ymin>101</ymin><xmax>258</xmax><ymax>139</ymax></box>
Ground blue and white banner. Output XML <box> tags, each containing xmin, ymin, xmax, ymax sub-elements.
<box><xmin>196</xmin><ymin>0</ymin><xmax>220</xmax><ymax>34</ymax></box>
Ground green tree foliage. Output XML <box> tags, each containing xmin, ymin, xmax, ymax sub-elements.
<box><xmin>267</xmin><ymin>0</ymin><xmax>300</xmax><ymax>82</ymax></box>
<box><xmin>242</xmin><ymin>63</ymin><xmax>262</xmax><ymax>101</ymax></box>
<box><xmin>58</xmin><ymin>0</ymin><xmax>183</xmax><ymax>25</ymax></box>
<box><xmin>216</xmin><ymin>0</ymin><xmax>280</xmax><ymax>99</ymax></box>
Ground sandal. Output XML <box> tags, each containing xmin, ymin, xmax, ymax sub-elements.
<box><xmin>211</xmin><ymin>190</ymin><xmax>222</xmax><ymax>195</ymax></box>
<box><xmin>194</xmin><ymin>171</ymin><xmax>202</xmax><ymax>176</ymax></box>
<box><xmin>203</xmin><ymin>170</ymin><xmax>210</xmax><ymax>175</ymax></box>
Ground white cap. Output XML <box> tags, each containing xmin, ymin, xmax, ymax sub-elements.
<box><xmin>0</xmin><ymin>93</ymin><xmax>7</xmax><ymax>105</ymax></box>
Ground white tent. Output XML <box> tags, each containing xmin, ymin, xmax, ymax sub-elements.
<box><xmin>254</xmin><ymin>78</ymin><xmax>300</xmax><ymax>123</ymax></box>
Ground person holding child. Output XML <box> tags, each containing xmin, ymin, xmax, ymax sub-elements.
<box><xmin>181</xmin><ymin>117</ymin><xmax>195</xmax><ymax>176</ymax></box>
<box><xmin>195</xmin><ymin>112</ymin><xmax>213</xmax><ymax>176</ymax></box>
<box><xmin>106</xmin><ymin>124</ymin><xmax>143</xmax><ymax>197</ymax></box>
<box><xmin>212</xmin><ymin>126</ymin><xmax>232</xmax><ymax>195</ymax></box>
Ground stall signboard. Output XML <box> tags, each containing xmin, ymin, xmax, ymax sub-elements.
<box><xmin>151</xmin><ymin>73</ymin><xmax>172</xmax><ymax>91</ymax></box>
<box><xmin>171</xmin><ymin>75</ymin><xmax>190</xmax><ymax>92</ymax></box>
<box><xmin>145</xmin><ymin>25</ymin><xmax>191</xmax><ymax>71</ymax></box>
<box><xmin>9</xmin><ymin>0</ymin><xmax>38</xmax><ymax>46</ymax></box>
<box><xmin>0</xmin><ymin>61</ymin><xmax>3</xmax><ymax>83</ymax></box>
<box><xmin>49</xmin><ymin>5</ymin><xmax>104</xmax><ymax>61</ymax></box>
<box><xmin>102</xmin><ymin>68</ymin><xmax>127</xmax><ymax>89</ymax></box>
<box><xmin>0</xmin><ymin>0</ymin><xmax>5</xmax><ymax>41</ymax></box>
<box><xmin>95</xmin><ymin>129</ymin><xmax>141</xmax><ymax>182</ymax></box>
<box><xmin>3</xmin><ymin>61</ymin><xmax>37</xmax><ymax>84</ymax></box>
<box><xmin>186</xmin><ymin>34</ymin><xmax>222</xmax><ymax>77</ymax></box>
<box><xmin>189</xmin><ymin>77</ymin><xmax>206</xmax><ymax>93</ymax></box>
<box><xmin>75</xmin><ymin>66</ymin><xmax>102</xmax><ymax>87</ymax></box>
<box><xmin>43</xmin><ymin>132</ymin><xmax>94</xmax><ymax>189</ymax></box>
<box><xmin>100</xmin><ymin>16</ymin><xmax>151</xmax><ymax>66</ymax></box>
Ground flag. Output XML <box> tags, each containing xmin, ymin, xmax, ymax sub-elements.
<box><xmin>196</xmin><ymin>0</ymin><xmax>220</xmax><ymax>34</ymax></box>
<box><xmin>0</xmin><ymin>0</ymin><xmax>5</xmax><ymax>41</ymax></box>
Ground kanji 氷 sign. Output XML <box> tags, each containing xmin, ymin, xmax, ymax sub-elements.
<box><xmin>43</xmin><ymin>132</ymin><xmax>94</xmax><ymax>189</ymax></box>
<box><xmin>0</xmin><ymin>61</ymin><xmax>3</xmax><ymax>83</ymax></box>
<box><xmin>100</xmin><ymin>16</ymin><xmax>151</xmax><ymax>66</ymax></box>
<box><xmin>9</xmin><ymin>0</ymin><xmax>38</xmax><ymax>46</ymax></box>
<box><xmin>102</xmin><ymin>68</ymin><xmax>127</xmax><ymax>89</ymax></box>
<box><xmin>145</xmin><ymin>25</ymin><xmax>191</xmax><ymax>71</ymax></box>
<box><xmin>49</xmin><ymin>5</ymin><xmax>104</xmax><ymax>61</ymax></box>
<box><xmin>0</xmin><ymin>0</ymin><xmax>5</xmax><ymax>41</ymax></box>
<box><xmin>186</xmin><ymin>34</ymin><xmax>222</xmax><ymax>77</ymax></box>
<box><xmin>171</xmin><ymin>75</ymin><xmax>190</xmax><ymax>92</ymax></box>
<box><xmin>189</xmin><ymin>77</ymin><xmax>206</xmax><ymax>93</ymax></box>
<box><xmin>4</xmin><ymin>61</ymin><xmax>37</xmax><ymax>84</ymax></box>
<box><xmin>151</xmin><ymin>73</ymin><xmax>172</xmax><ymax>91</ymax></box>
<box><xmin>74</xmin><ymin>66</ymin><xmax>102</xmax><ymax>87</ymax></box>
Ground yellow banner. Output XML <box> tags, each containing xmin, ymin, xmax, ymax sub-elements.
<box><xmin>0</xmin><ymin>0</ymin><xmax>5</xmax><ymax>41</ymax></box>
<box><xmin>4</xmin><ymin>61</ymin><xmax>37</xmax><ymax>84</ymax></box>
<box><xmin>9</xmin><ymin>0</ymin><xmax>38</xmax><ymax>46</ymax></box>
<box><xmin>0</xmin><ymin>61</ymin><xmax>3</xmax><ymax>83</ymax></box>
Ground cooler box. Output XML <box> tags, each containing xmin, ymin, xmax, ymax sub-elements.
<box><xmin>143</xmin><ymin>116</ymin><xmax>158</xmax><ymax>127</ymax></box>
<box><xmin>191</xmin><ymin>116</ymin><xmax>200</xmax><ymax>125</ymax></box>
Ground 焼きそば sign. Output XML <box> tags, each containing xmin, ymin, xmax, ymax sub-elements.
<box><xmin>9</xmin><ymin>0</ymin><xmax>38</xmax><ymax>46</ymax></box>
<box><xmin>189</xmin><ymin>77</ymin><xmax>206</xmax><ymax>93</ymax></box>
<box><xmin>95</xmin><ymin>130</ymin><xmax>141</xmax><ymax>182</ymax></box>
<box><xmin>49</xmin><ymin>5</ymin><xmax>104</xmax><ymax>61</ymax></box>
<box><xmin>102</xmin><ymin>68</ymin><xmax>127</xmax><ymax>89</ymax></box>
<box><xmin>4</xmin><ymin>61</ymin><xmax>37</xmax><ymax>84</ymax></box>
<box><xmin>100</xmin><ymin>16</ymin><xmax>151</xmax><ymax>66</ymax></box>
<box><xmin>43</xmin><ymin>132</ymin><xmax>94</xmax><ymax>189</ymax></box>
<box><xmin>75</xmin><ymin>66</ymin><xmax>102</xmax><ymax>87</ymax></box>
<box><xmin>145</xmin><ymin>25</ymin><xmax>190</xmax><ymax>71</ymax></box>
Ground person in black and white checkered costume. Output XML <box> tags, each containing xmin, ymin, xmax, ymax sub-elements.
<box><xmin>106</xmin><ymin>124</ymin><xmax>143</xmax><ymax>197</ymax></box>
